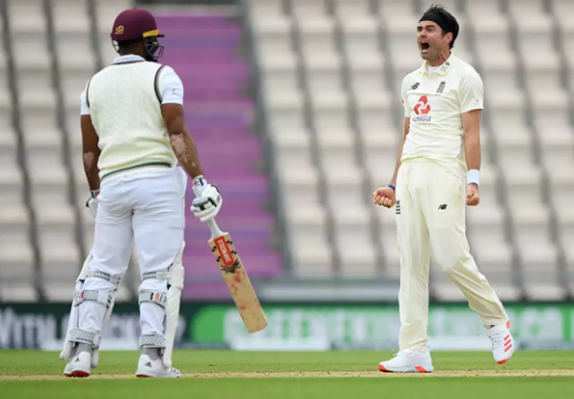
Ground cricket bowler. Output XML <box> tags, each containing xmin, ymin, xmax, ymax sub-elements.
<box><xmin>59</xmin><ymin>8</ymin><xmax>223</xmax><ymax>378</ymax></box>
<box><xmin>372</xmin><ymin>5</ymin><xmax>514</xmax><ymax>372</ymax></box>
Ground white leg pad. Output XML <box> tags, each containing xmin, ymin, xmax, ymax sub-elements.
<box><xmin>138</xmin><ymin>290</ymin><xmax>168</xmax><ymax>348</ymax></box>
<box><xmin>60</xmin><ymin>253</ymin><xmax>122</xmax><ymax>369</ymax></box>
<box><xmin>163</xmin><ymin>243</ymin><xmax>184</xmax><ymax>368</ymax></box>
<box><xmin>138</xmin><ymin>243</ymin><xmax>185</xmax><ymax>369</ymax></box>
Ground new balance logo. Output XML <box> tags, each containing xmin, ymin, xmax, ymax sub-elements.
<box><xmin>409</xmin><ymin>82</ymin><xmax>420</xmax><ymax>91</ymax></box>
<box><xmin>438</xmin><ymin>204</ymin><xmax>447</xmax><ymax>210</ymax></box>
<box><xmin>396</xmin><ymin>200</ymin><xmax>401</xmax><ymax>215</ymax></box>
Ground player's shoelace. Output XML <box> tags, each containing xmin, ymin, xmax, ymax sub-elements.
<box><xmin>489</xmin><ymin>333</ymin><xmax>502</xmax><ymax>350</ymax></box>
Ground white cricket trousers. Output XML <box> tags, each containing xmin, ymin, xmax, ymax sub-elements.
<box><xmin>77</xmin><ymin>167</ymin><xmax>187</xmax><ymax>344</ymax></box>
<box><xmin>395</xmin><ymin>159</ymin><xmax>507</xmax><ymax>351</ymax></box>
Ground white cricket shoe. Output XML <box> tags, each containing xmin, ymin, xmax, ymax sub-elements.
<box><xmin>63</xmin><ymin>362</ymin><xmax>72</xmax><ymax>377</ymax></box>
<box><xmin>378</xmin><ymin>347</ymin><xmax>434</xmax><ymax>373</ymax></box>
<box><xmin>487</xmin><ymin>320</ymin><xmax>515</xmax><ymax>364</ymax></box>
<box><xmin>135</xmin><ymin>354</ymin><xmax>181</xmax><ymax>378</ymax></box>
<box><xmin>64</xmin><ymin>352</ymin><xmax>92</xmax><ymax>378</ymax></box>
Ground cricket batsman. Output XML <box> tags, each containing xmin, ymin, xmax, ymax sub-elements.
<box><xmin>372</xmin><ymin>5</ymin><xmax>514</xmax><ymax>372</ymax></box>
<box><xmin>59</xmin><ymin>8</ymin><xmax>222</xmax><ymax>378</ymax></box>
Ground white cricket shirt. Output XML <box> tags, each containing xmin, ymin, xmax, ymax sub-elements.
<box><xmin>400</xmin><ymin>54</ymin><xmax>484</xmax><ymax>178</ymax></box>
<box><xmin>80</xmin><ymin>55</ymin><xmax>184</xmax><ymax>183</ymax></box>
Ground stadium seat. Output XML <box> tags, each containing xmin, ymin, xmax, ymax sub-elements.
<box><xmin>472</xmin><ymin>17</ymin><xmax>517</xmax><ymax>94</ymax></box>
<box><xmin>338</xmin><ymin>14</ymin><xmax>380</xmax><ymax>63</ymax></box>
<box><xmin>260</xmin><ymin>52</ymin><xmax>299</xmax><ymax>96</ymax></box>
<box><xmin>450</xmin><ymin>18</ymin><xmax>473</xmax><ymax>64</ymax></box>
<box><xmin>375</xmin><ymin>205</ymin><xmax>400</xmax><ymax>278</ymax></box>
<box><xmin>465</xmin><ymin>0</ymin><xmax>503</xmax><ymax>17</ymax></box>
<box><xmin>348</xmin><ymin>54</ymin><xmax>387</xmax><ymax>100</ymax></box>
<box><xmin>290</xmin><ymin>237</ymin><xmax>334</xmax><ymax>278</ymax></box>
<box><xmin>290</xmin><ymin>0</ymin><xmax>328</xmax><ymax>19</ymax></box>
<box><xmin>513</xmin><ymin>217</ymin><xmax>563</xmax><ymax>301</ymax></box>
<box><xmin>418</xmin><ymin>0</ymin><xmax>459</xmax><ymax>13</ymax></box>
<box><xmin>310</xmin><ymin>93</ymin><xmax>351</xmax><ymax>137</ymax></box>
<box><xmin>383</xmin><ymin>13</ymin><xmax>422</xmax><ymax>90</ymax></box>
<box><xmin>297</xmin><ymin>16</ymin><xmax>339</xmax><ymax>65</ymax></box>
<box><xmin>379</xmin><ymin>0</ymin><xmax>415</xmax><ymax>16</ymax></box>
<box><xmin>249</xmin><ymin>0</ymin><xmax>284</xmax><ymax>17</ymax></box>
<box><xmin>252</xmin><ymin>15</ymin><xmax>293</xmax><ymax>57</ymax></box>
<box><xmin>554</xmin><ymin>0</ymin><xmax>574</xmax><ymax>72</ymax></box>
<box><xmin>0</xmin><ymin>200</ymin><xmax>34</xmax><ymax>301</ymax></box>
<box><xmin>330</xmin><ymin>187</ymin><xmax>379</xmax><ymax>279</ymax></box>
<box><xmin>507</xmin><ymin>0</ymin><xmax>548</xmax><ymax>20</ymax></box>
<box><xmin>363</xmin><ymin>130</ymin><xmax>401</xmax><ymax>190</ymax></box>
<box><xmin>333</xmin><ymin>0</ymin><xmax>372</xmax><ymax>16</ymax></box>
<box><xmin>358</xmin><ymin>106</ymin><xmax>395</xmax><ymax>168</ymax></box>
<box><xmin>277</xmin><ymin>135</ymin><xmax>324</xmax><ymax>283</ymax></box>
<box><xmin>279</xmin><ymin>163</ymin><xmax>321</xmax><ymax>214</ymax></box>
<box><xmin>6</xmin><ymin>0</ymin><xmax>47</xmax><ymax>35</ymax></box>
<box><xmin>302</xmin><ymin>52</ymin><xmax>344</xmax><ymax>98</ymax></box>
<box><xmin>52</xmin><ymin>0</ymin><xmax>91</xmax><ymax>34</ymax></box>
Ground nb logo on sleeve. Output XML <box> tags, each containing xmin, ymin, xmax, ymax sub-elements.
<box><xmin>438</xmin><ymin>204</ymin><xmax>448</xmax><ymax>210</ymax></box>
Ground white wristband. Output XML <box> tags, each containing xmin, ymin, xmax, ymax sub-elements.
<box><xmin>467</xmin><ymin>169</ymin><xmax>480</xmax><ymax>186</ymax></box>
<box><xmin>192</xmin><ymin>175</ymin><xmax>208</xmax><ymax>197</ymax></box>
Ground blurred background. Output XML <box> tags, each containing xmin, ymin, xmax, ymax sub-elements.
<box><xmin>1</xmin><ymin>0</ymin><xmax>574</xmax><ymax>352</ymax></box>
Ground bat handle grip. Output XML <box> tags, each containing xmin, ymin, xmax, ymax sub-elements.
<box><xmin>207</xmin><ymin>218</ymin><xmax>225</xmax><ymax>239</ymax></box>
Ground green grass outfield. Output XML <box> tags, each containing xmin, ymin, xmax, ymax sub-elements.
<box><xmin>0</xmin><ymin>350</ymin><xmax>573</xmax><ymax>399</ymax></box>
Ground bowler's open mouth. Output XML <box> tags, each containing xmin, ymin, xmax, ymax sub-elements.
<box><xmin>420</xmin><ymin>42</ymin><xmax>430</xmax><ymax>52</ymax></box>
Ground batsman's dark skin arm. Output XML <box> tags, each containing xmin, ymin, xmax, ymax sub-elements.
<box><xmin>162</xmin><ymin>103</ymin><xmax>204</xmax><ymax>179</ymax></box>
<box><xmin>81</xmin><ymin>115</ymin><xmax>101</xmax><ymax>191</ymax></box>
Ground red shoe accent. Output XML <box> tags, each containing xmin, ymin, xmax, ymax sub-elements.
<box><xmin>497</xmin><ymin>358</ymin><xmax>509</xmax><ymax>365</ymax></box>
<box><xmin>70</xmin><ymin>370</ymin><xmax>90</xmax><ymax>378</ymax></box>
<box><xmin>414</xmin><ymin>366</ymin><xmax>429</xmax><ymax>373</ymax></box>
<box><xmin>504</xmin><ymin>344</ymin><xmax>513</xmax><ymax>352</ymax></box>
<box><xmin>378</xmin><ymin>364</ymin><xmax>390</xmax><ymax>372</ymax></box>
<box><xmin>506</xmin><ymin>321</ymin><xmax>510</xmax><ymax>329</ymax></box>
<box><xmin>136</xmin><ymin>374</ymin><xmax>153</xmax><ymax>378</ymax></box>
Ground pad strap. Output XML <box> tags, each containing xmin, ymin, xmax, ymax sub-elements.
<box><xmin>140</xmin><ymin>333</ymin><xmax>167</xmax><ymax>348</ymax></box>
<box><xmin>70</xmin><ymin>328</ymin><xmax>99</xmax><ymax>346</ymax></box>
<box><xmin>73</xmin><ymin>290</ymin><xmax>112</xmax><ymax>307</ymax></box>
<box><xmin>86</xmin><ymin>270</ymin><xmax>122</xmax><ymax>286</ymax></box>
<box><xmin>142</xmin><ymin>271</ymin><xmax>170</xmax><ymax>280</ymax></box>
<box><xmin>138</xmin><ymin>291</ymin><xmax>168</xmax><ymax>308</ymax></box>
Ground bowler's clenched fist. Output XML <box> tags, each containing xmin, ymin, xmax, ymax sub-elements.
<box><xmin>373</xmin><ymin>186</ymin><xmax>396</xmax><ymax>208</ymax></box>
<box><xmin>466</xmin><ymin>183</ymin><xmax>480</xmax><ymax>206</ymax></box>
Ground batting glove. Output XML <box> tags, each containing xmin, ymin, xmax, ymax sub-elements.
<box><xmin>191</xmin><ymin>176</ymin><xmax>223</xmax><ymax>222</ymax></box>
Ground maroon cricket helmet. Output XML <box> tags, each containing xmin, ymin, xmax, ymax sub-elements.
<box><xmin>111</xmin><ymin>8</ymin><xmax>164</xmax><ymax>42</ymax></box>
<box><xmin>110</xmin><ymin>8</ymin><xmax>165</xmax><ymax>62</ymax></box>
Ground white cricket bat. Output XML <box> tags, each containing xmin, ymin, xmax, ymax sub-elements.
<box><xmin>207</xmin><ymin>219</ymin><xmax>268</xmax><ymax>333</ymax></box>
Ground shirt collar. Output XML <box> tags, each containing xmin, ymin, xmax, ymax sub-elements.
<box><xmin>112</xmin><ymin>54</ymin><xmax>145</xmax><ymax>64</ymax></box>
<box><xmin>420</xmin><ymin>53</ymin><xmax>455</xmax><ymax>76</ymax></box>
